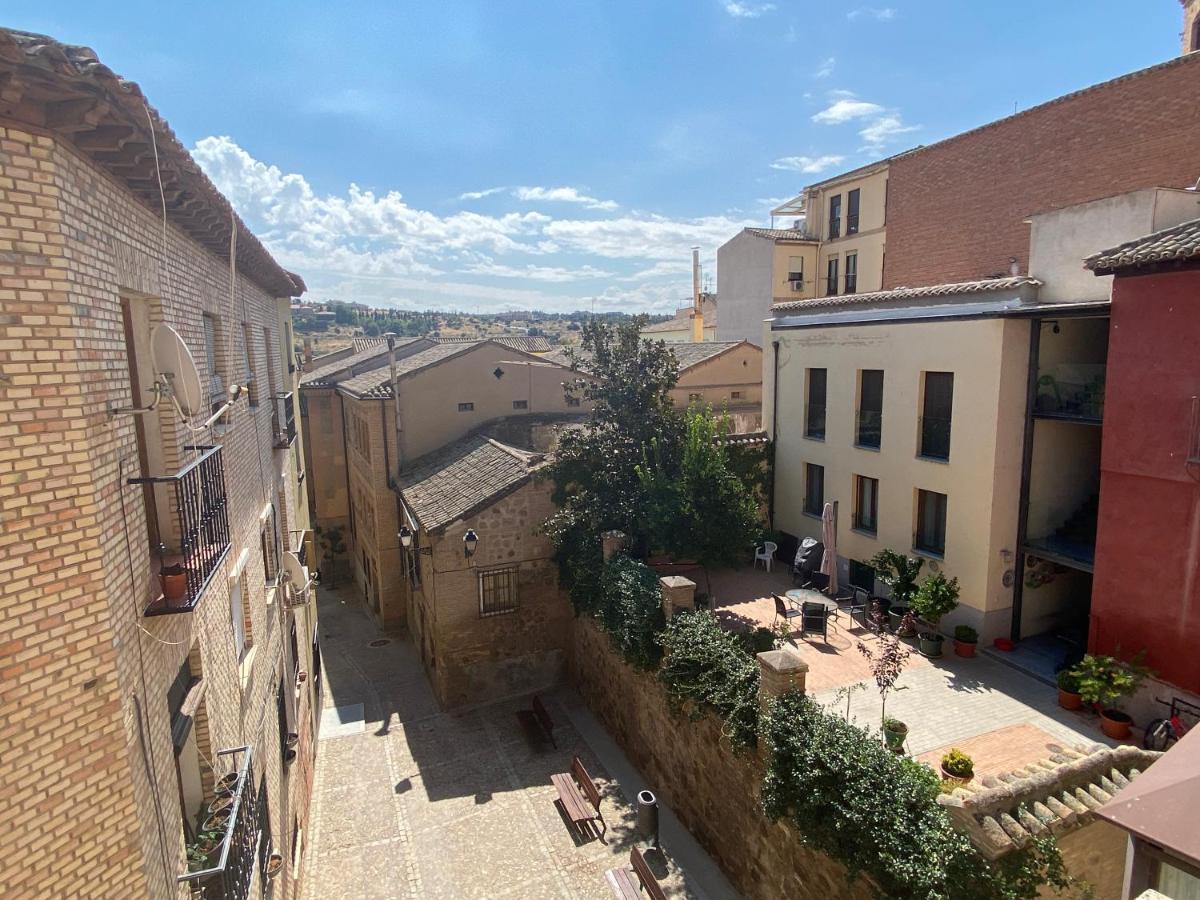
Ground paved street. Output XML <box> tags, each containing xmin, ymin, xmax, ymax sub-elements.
<box><xmin>302</xmin><ymin>585</ymin><xmax>720</xmax><ymax>899</ymax></box>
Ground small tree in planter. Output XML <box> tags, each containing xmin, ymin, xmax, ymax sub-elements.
<box><xmin>857</xmin><ymin>627</ymin><xmax>913</xmax><ymax>752</ymax></box>
<box><xmin>910</xmin><ymin>572</ymin><xmax>960</xmax><ymax>658</ymax></box>
<box><xmin>1074</xmin><ymin>652</ymin><xmax>1152</xmax><ymax>740</ymax></box>
<box><xmin>1056</xmin><ymin>667</ymin><xmax>1083</xmax><ymax>710</ymax></box>
<box><xmin>869</xmin><ymin>549</ymin><xmax>924</xmax><ymax>632</ymax></box>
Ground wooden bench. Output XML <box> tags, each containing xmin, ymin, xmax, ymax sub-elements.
<box><xmin>604</xmin><ymin>847</ymin><xmax>666</xmax><ymax>900</ymax></box>
<box><xmin>516</xmin><ymin>694</ymin><xmax>556</xmax><ymax>748</ymax></box>
<box><xmin>551</xmin><ymin>755</ymin><xmax>605</xmax><ymax>839</ymax></box>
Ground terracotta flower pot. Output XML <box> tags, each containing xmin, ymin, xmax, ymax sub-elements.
<box><xmin>202</xmin><ymin>812</ymin><xmax>230</xmax><ymax>833</ymax></box>
<box><xmin>940</xmin><ymin>764</ymin><xmax>973</xmax><ymax>785</ymax></box>
<box><xmin>215</xmin><ymin>772</ymin><xmax>240</xmax><ymax>795</ymax></box>
<box><xmin>954</xmin><ymin>639</ymin><xmax>977</xmax><ymax>658</ymax></box>
<box><xmin>160</xmin><ymin>567</ymin><xmax>188</xmax><ymax>602</ymax></box>
<box><xmin>1057</xmin><ymin>689</ymin><xmax>1083</xmax><ymax>710</ymax></box>
<box><xmin>1099</xmin><ymin>708</ymin><xmax>1133</xmax><ymax>740</ymax></box>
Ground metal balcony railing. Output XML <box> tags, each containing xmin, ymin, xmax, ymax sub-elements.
<box><xmin>805</xmin><ymin>403</ymin><xmax>826</xmax><ymax>439</ymax></box>
<box><xmin>273</xmin><ymin>392</ymin><xmax>297</xmax><ymax>449</ymax></box>
<box><xmin>918</xmin><ymin>415</ymin><xmax>952</xmax><ymax>461</ymax></box>
<box><xmin>179</xmin><ymin>746</ymin><xmax>258</xmax><ymax>900</ymax></box>
<box><xmin>855</xmin><ymin>409</ymin><xmax>882</xmax><ymax>448</ymax></box>
<box><xmin>1034</xmin><ymin>365</ymin><xmax>1105</xmax><ymax>423</ymax></box>
<box><xmin>130</xmin><ymin>446</ymin><xmax>231</xmax><ymax>616</ymax></box>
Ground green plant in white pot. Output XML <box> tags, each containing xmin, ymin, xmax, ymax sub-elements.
<box><xmin>910</xmin><ymin>572</ymin><xmax>960</xmax><ymax>658</ymax></box>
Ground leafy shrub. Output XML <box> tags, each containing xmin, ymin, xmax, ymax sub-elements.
<box><xmin>734</xmin><ymin>626</ymin><xmax>777</xmax><ymax>656</ymax></box>
<box><xmin>941</xmin><ymin>748</ymin><xmax>974</xmax><ymax>778</ymax></box>
<box><xmin>869</xmin><ymin>549</ymin><xmax>924</xmax><ymax>604</ymax></box>
<box><xmin>760</xmin><ymin>692</ymin><xmax>1070</xmax><ymax>899</ymax></box>
<box><xmin>657</xmin><ymin>610</ymin><xmax>760</xmax><ymax>752</ymax></box>
<box><xmin>1072</xmin><ymin>652</ymin><xmax>1151</xmax><ymax>709</ymax></box>
<box><xmin>954</xmin><ymin>625</ymin><xmax>979</xmax><ymax>643</ymax></box>
<box><xmin>599</xmin><ymin>555</ymin><xmax>665</xmax><ymax>669</ymax></box>
<box><xmin>910</xmin><ymin>571</ymin><xmax>960</xmax><ymax>628</ymax></box>
<box><xmin>1055</xmin><ymin>667</ymin><xmax>1081</xmax><ymax>694</ymax></box>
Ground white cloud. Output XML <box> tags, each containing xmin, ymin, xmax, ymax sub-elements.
<box><xmin>769</xmin><ymin>154</ymin><xmax>846</xmax><ymax>174</ymax></box>
<box><xmin>457</xmin><ymin>186</ymin><xmax>507</xmax><ymax>200</ymax></box>
<box><xmin>859</xmin><ymin>113</ymin><xmax>919</xmax><ymax>150</ymax></box>
<box><xmin>847</xmin><ymin>7</ymin><xmax>896</xmax><ymax>21</ymax></box>
<box><xmin>513</xmin><ymin>185</ymin><xmax>618</xmax><ymax>211</ymax></box>
<box><xmin>191</xmin><ymin>135</ymin><xmax>753</xmax><ymax>313</ymax></box>
<box><xmin>812</xmin><ymin>98</ymin><xmax>885</xmax><ymax>124</ymax></box>
<box><xmin>814</xmin><ymin>57</ymin><xmax>836</xmax><ymax>79</ymax></box>
<box><xmin>722</xmin><ymin>1</ymin><xmax>775</xmax><ymax>18</ymax></box>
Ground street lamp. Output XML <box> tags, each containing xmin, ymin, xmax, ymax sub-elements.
<box><xmin>399</xmin><ymin>526</ymin><xmax>412</xmax><ymax>549</ymax></box>
<box><xmin>463</xmin><ymin>529</ymin><xmax>479</xmax><ymax>559</ymax></box>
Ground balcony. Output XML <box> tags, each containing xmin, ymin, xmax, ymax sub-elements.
<box><xmin>1034</xmin><ymin>364</ymin><xmax>1104</xmax><ymax>424</ymax></box>
<box><xmin>180</xmin><ymin>746</ymin><xmax>260</xmax><ymax>900</ymax></box>
<box><xmin>855</xmin><ymin>410</ymin><xmax>881</xmax><ymax>449</ymax></box>
<box><xmin>129</xmin><ymin>446</ymin><xmax>231</xmax><ymax>616</ymax></box>
<box><xmin>273</xmin><ymin>392</ymin><xmax>297</xmax><ymax>449</ymax></box>
<box><xmin>918</xmin><ymin>416</ymin><xmax>951</xmax><ymax>461</ymax></box>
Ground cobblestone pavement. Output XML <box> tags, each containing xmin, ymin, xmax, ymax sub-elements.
<box><xmin>302</xmin><ymin>586</ymin><xmax>703</xmax><ymax>899</ymax></box>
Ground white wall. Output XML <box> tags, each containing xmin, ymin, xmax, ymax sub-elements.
<box><xmin>716</xmin><ymin>231</ymin><xmax>775</xmax><ymax>346</ymax></box>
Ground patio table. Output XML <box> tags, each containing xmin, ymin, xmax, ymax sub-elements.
<box><xmin>784</xmin><ymin>589</ymin><xmax>838</xmax><ymax>614</ymax></box>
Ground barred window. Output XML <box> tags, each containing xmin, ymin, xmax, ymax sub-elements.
<box><xmin>458</xmin><ymin>402</ymin><xmax>475</xmax><ymax>412</ymax></box>
<box><xmin>479</xmin><ymin>566</ymin><xmax>519</xmax><ymax>617</ymax></box>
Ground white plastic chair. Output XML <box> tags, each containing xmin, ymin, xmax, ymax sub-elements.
<box><xmin>754</xmin><ymin>541</ymin><xmax>778</xmax><ymax>573</ymax></box>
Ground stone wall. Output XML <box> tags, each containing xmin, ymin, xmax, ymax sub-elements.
<box><xmin>568</xmin><ymin>617</ymin><xmax>876</xmax><ymax>900</ymax></box>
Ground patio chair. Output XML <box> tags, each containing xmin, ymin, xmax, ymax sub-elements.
<box><xmin>802</xmin><ymin>571</ymin><xmax>830</xmax><ymax>594</ymax></box>
<box><xmin>773</xmin><ymin>595</ymin><xmax>802</xmax><ymax>633</ymax></box>
<box><xmin>800</xmin><ymin>602</ymin><xmax>830</xmax><ymax>642</ymax></box>
<box><xmin>753</xmin><ymin>541</ymin><xmax>778</xmax><ymax>573</ymax></box>
<box><xmin>839</xmin><ymin>587</ymin><xmax>870</xmax><ymax>628</ymax></box>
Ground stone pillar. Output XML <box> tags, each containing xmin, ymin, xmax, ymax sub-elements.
<box><xmin>756</xmin><ymin>648</ymin><xmax>808</xmax><ymax>710</ymax></box>
<box><xmin>660</xmin><ymin>575</ymin><xmax>696</xmax><ymax>619</ymax></box>
<box><xmin>601</xmin><ymin>530</ymin><xmax>627</xmax><ymax>562</ymax></box>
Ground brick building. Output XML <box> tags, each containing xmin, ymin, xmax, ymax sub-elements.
<box><xmin>0</xmin><ymin>30</ymin><xmax>317</xmax><ymax>899</ymax></box>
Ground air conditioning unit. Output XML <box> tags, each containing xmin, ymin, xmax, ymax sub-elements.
<box><xmin>789</xmin><ymin>279</ymin><xmax>804</xmax><ymax>291</ymax></box>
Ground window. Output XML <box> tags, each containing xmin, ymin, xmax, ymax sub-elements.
<box><xmin>262</xmin><ymin>327</ymin><xmax>277</xmax><ymax>403</ymax></box>
<box><xmin>230</xmin><ymin>568</ymin><xmax>250</xmax><ymax>662</ymax></box>
<box><xmin>847</xmin><ymin>188</ymin><xmax>860</xmax><ymax>235</ymax></box>
<box><xmin>826</xmin><ymin>257</ymin><xmax>839</xmax><ymax>297</ymax></box>
<box><xmin>828</xmin><ymin>194</ymin><xmax>841</xmax><ymax>239</ymax></box>
<box><xmin>241</xmin><ymin>324</ymin><xmax>258</xmax><ymax>407</ymax></box>
<box><xmin>805</xmin><ymin>368</ymin><xmax>827</xmax><ymax>439</ymax></box>
<box><xmin>804</xmin><ymin>463</ymin><xmax>824</xmax><ymax>516</ymax></box>
<box><xmin>351</xmin><ymin>415</ymin><xmax>371</xmax><ymax>461</ymax></box>
<box><xmin>202</xmin><ymin>314</ymin><xmax>225</xmax><ymax>412</ymax></box>
<box><xmin>857</xmin><ymin>369</ymin><xmax>883</xmax><ymax>448</ymax></box>
<box><xmin>458</xmin><ymin>402</ymin><xmax>475</xmax><ymax>412</ymax></box>
<box><xmin>566</xmin><ymin>397</ymin><xmax>581</xmax><ymax>408</ymax></box>
<box><xmin>787</xmin><ymin>255</ymin><xmax>804</xmax><ymax>285</ymax></box>
<box><xmin>688</xmin><ymin>392</ymin><xmax>703</xmax><ymax>403</ymax></box>
<box><xmin>854</xmin><ymin>475</ymin><xmax>878</xmax><ymax>534</ymax></box>
<box><xmin>915</xmin><ymin>489</ymin><xmax>948</xmax><ymax>556</ymax></box>
<box><xmin>845</xmin><ymin>252</ymin><xmax>858</xmax><ymax>295</ymax></box>
<box><xmin>731</xmin><ymin>391</ymin><xmax>743</xmax><ymax>400</ymax></box>
<box><xmin>512</xmin><ymin>400</ymin><xmax>528</xmax><ymax>410</ymax></box>
<box><xmin>256</xmin><ymin>777</ymin><xmax>273</xmax><ymax>883</ymax></box>
<box><xmin>479</xmin><ymin>566</ymin><xmax>519</xmax><ymax>617</ymax></box>
<box><xmin>260</xmin><ymin>505</ymin><xmax>280</xmax><ymax>587</ymax></box>
<box><xmin>919</xmin><ymin>372</ymin><xmax>954</xmax><ymax>461</ymax></box>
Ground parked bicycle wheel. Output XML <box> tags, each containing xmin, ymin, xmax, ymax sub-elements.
<box><xmin>1143</xmin><ymin>718</ymin><xmax>1176</xmax><ymax>751</ymax></box>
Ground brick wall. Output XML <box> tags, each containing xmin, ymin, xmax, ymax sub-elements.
<box><xmin>884</xmin><ymin>53</ymin><xmax>1200</xmax><ymax>289</ymax></box>
<box><xmin>0</xmin><ymin>123</ymin><xmax>317</xmax><ymax>897</ymax></box>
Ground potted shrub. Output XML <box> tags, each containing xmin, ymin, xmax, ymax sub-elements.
<box><xmin>953</xmin><ymin>625</ymin><xmax>978</xmax><ymax>658</ymax></box>
<box><xmin>202</xmin><ymin>811</ymin><xmax>230</xmax><ymax>833</ymax></box>
<box><xmin>870</xmin><ymin>549</ymin><xmax>923</xmax><ymax>632</ymax></box>
<box><xmin>910</xmin><ymin>572</ymin><xmax>960</xmax><ymax>658</ymax></box>
<box><xmin>940</xmin><ymin>748</ymin><xmax>974</xmax><ymax>784</ymax></box>
<box><xmin>159</xmin><ymin>563</ymin><xmax>188</xmax><ymax>602</ymax></box>
<box><xmin>1056</xmin><ymin>667</ymin><xmax>1083</xmax><ymax>710</ymax></box>
<box><xmin>214</xmin><ymin>772</ymin><xmax>240</xmax><ymax>796</ymax></box>
<box><xmin>882</xmin><ymin>716</ymin><xmax>909</xmax><ymax>753</ymax></box>
<box><xmin>857</xmin><ymin>627</ymin><xmax>913</xmax><ymax>753</ymax></box>
<box><xmin>1074</xmin><ymin>652</ymin><xmax>1152</xmax><ymax>740</ymax></box>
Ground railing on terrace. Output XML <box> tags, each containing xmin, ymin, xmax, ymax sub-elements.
<box><xmin>273</xmin><ymin>392</ymin><xmax>297</xmax><ymax>449</ymax></box>
<box><xmin>179</xmin><ymin>746</ymin><xmax>257</xmax><ymax>900</ymax></box>
<box><xmin>855</xmin><ymin>409</ymin><xmax>882</xmax><ymax>449</ymax></box>
<box><xmin>129</xmin><ymin>446</ymin><xmax>231</xmax><ymax>616</ymax></box>
<box><xmin>1033</xmin><ymin>364</ymin><xmax>1105</xmax><ymax>423</ymax></box>
<box><xmin>918</xmin><ymin>415</ymin><xmax>951</xmax><ymax>461</ymax></box>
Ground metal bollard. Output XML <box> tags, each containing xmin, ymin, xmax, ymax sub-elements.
<box><xmin>636</xmin><ymin>789</ymin><xmax>659</xmax><ymax>848</ymax></box>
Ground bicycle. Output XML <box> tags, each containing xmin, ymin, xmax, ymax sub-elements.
<box><xmin>1143</xmin><ymin>696</ymin><xmax>1200</xmax><ymax>751</ymax></box>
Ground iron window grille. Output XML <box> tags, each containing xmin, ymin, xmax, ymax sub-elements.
<box><xmin>458</xmin><ymin>402</ymin><xmax>475</xmax><ymax>412</ymax></box>
<box><xmin>479</xmin><ymin>566</ymin><xmax>519</xmax><ymax>618</ymax></box>
<box><xmin>178</xmin><ymin>746</ymin><xmax>257</xmax><ymax>899</ymax></box>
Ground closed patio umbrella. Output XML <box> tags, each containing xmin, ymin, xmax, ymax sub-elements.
<box><xmin>820</xmin><ymin>501</ymin><xmax>838</xmax><ymax>594</ymax></box>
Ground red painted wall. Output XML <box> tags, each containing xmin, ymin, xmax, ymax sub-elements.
<box><xmin>1090</xmin><ymin>268</ymin><xmax>1200</xmax><ymax>693</ymax></box>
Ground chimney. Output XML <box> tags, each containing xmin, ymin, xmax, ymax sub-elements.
<box><xmin>1009</xmin><ymin>257</ymin><xmax>1020</xmax><ymax>277</ymax></box>
<box><xmin>303</xmin><ymin>337</ymin><xmax>313</xmax><ymax>366</ymax></box>
<box><xmin>690</xmin><ymin>247</ymin><xmax>704</xmax><ymax>343</ymax></box>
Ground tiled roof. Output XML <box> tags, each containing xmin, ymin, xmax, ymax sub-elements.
<box><xmin>0</xmin><ymin>29</ymin><xmax>302</xmax><ymax>297</ymax></box>
<box><xmin>540</xmin><ymin>347</ymin><xmax>576</xmax><ymax>368</ymax></box>
<box><xmin>668</xmin><ymin>341</ymin><xmax>751</xmax><ymax>370</ymax></box>
<box><xmin>744</xmin><ymin>227</ymin><xmax>818</xmax><ymax>241</ymax></box>
<box><xmin>337</xmin><ymin>342</ymin><xmax>480</xmax><ymax>398</ymax></box>
<box><xmin>398</xmin><ymin>434</ymin><xmax>544</xmax><ymax>532</ymax></box>
<box><xmin>772</xmin><ymin>276</ymin><xmax>1041</xmax><ymax>313</ymax></box>
<box><xmin>715</xmin><ymin>430</ymin><xmax>769</xmax><ymax>447</ymax></box>
<box><xmin>1085</xmin><ymin>216</ymin><xmax>1200</xmax><ymax>274</ymax></box>
<box><xmin>641</xmin><ymin>318</ymin><xmax>695</xmax><ymax>334</ymax></box>
<box><xmin>351</xmin><ymin>336</ymin><xmax>387</xmax><ymax>352</ymax></box>
<box><xmin>938</xmin><ymin>743</ymin><xmax>1159</xmax><ymax>861</ymax></box>
<box><xmin>435</xmin><ymin>335</ymin><xmax>554</xmax><ymax>353</ymax></box>
<box><xmin>300</xmin><ymin>339</ymin><xmax>430</xmax><ymax>388</ymax></box>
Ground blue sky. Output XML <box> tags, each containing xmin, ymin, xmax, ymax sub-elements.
<box><xmin>5</xmin><ymin>2</ymin><xmax>1183</xmax><ymax>312</ymax></box>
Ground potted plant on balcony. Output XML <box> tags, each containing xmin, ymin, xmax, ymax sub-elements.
<box><xmin>940</xmin><ymin>748</ymin><xmax>975</xmax><ymax>784</ymax></box>
<box><xmin>214</xmin><ymin>771</ymin><xmax>240</xmax><ymax>796</ymax></box>
<box><xmin>1074</xmin><ymin>652</ymin><xmax>1152</xmax><ymax>740</ymax></box>
<box><xmin>870</xmin><ymin>549</ymin><xmax>923</xmax><ymax>632</ymax></box>
<box><xmin>910</xmin><ymin>572</ymin><xmax>960</xmax><ymax>658</ymax></box>
<box><xmin>953</xmin><ymin>625</ymin><xmax>978</xmax><ymax>658</ymax></box>
<box><xmin>159</xmin><ymin>562</ymin><xmax>188</xmax><ymax>603</ymax></box>
<box><xmin>1056</xmin><ymin>667</ymin><xmax>1083</xmax><ymax>710</ymax></box>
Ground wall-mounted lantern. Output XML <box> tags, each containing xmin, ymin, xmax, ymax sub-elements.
<box><xmin>463</xmin><ymin>529</ymin><xmax>479</xmax><ymax>559</ymax></box>
<box><xmin>399</xmin><ymin>526</ymin><xmax>412</xmax><ymax>548</ymax></box>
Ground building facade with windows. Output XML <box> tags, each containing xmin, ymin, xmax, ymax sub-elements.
<box><xmin>715</xmin><ymin>227</ymin><xmax>817</xmax><ymax>344</ymax></box>
<box><xmin>0</xmin><ymin>29</ymin><xmax>317</xmax><ymax>899</ymax></box>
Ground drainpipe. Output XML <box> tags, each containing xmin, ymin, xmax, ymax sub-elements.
<box><xmin>1010</xmin><ymin>320</ymin><xmax>1042</xmax><ymax>643</ymax></box>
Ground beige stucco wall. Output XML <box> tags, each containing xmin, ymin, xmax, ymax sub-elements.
<box><xmin>806</xmin><ymin>167</ymin><xmax>889</xmax><ymax>298</ymax></box>
<box><xmin>672</xmin><ymin>342</ymin><xmax>764</xmax><ymax>431</ymax></box>
<box><xmin>641</xmin><ymin>322</ymin><xmax>717</xmax><ymax>342</ymax></box>
<box><xmin>772</xmin><ymin>316</ymin><xmax>1030</xmax><ymax>640</ymax></box>
<box><xmin>771</xmin><ymin>240</ymin><xmax>820</xmax><ymax>302</ymax></box>
<box><xmin>301</xmin><ymin>387</ymin><xmax>350</xmax><ymax>573</ymax></box>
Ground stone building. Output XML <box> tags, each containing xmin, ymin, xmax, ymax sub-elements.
<box><xmin>0</xmin><ymin>29</ymin><xmax>318</xmax><ymax>899</ymax></box>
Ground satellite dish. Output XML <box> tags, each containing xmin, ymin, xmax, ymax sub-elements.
<box><xmin>151</xmin><ymin>325</ymin><xmax>205</xmax><ymax>418</ymax></box>
<box><xmin>282</xmin><ymin>551</ymin><xmax>312</xmax><ymax>605</ymax></box>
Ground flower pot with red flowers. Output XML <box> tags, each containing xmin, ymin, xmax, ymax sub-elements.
<box><xmin>953</xmin><ymin>625</ymin><xmax>978</xmax><ymax>658</ymax></box>
<box><xmin>940</xmin><ymin>748</ymin><xmax>974</xmax><ymax>784</ymax></box>
<box><xmin>1056</xmin><ymin>668</ymin><xmax>1083</xmax><ymax>710</ymax></box>
<box><xmin>1074</xmin><ymin>652</ymin><xmax>1152</xmax><ymax>741</ymax></box>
